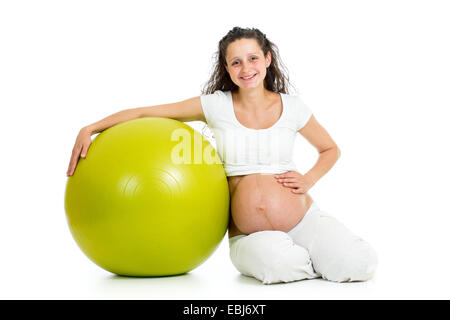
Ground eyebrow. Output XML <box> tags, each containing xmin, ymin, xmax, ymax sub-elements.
<box><xmin>229</xmin><ymin>53</ymin><xmax>260</xmax><ymax>62</ymax></box>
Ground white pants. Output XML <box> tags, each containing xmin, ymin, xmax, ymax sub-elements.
<box><xmin>229</xmin><ymin>202</ymin><xmax>378</xmax><ymax>284</ymax></box>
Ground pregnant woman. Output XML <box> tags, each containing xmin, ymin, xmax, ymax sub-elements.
<box><xmin>67</xmin><ymin>27</ymin><xmax>377</xmax><ymax>284</ymax></box>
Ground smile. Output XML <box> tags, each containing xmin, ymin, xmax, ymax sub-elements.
<box><xmin>241</xmin><ymin>73</ymin><xmax>257</xmax><ymax>81</ymax></box>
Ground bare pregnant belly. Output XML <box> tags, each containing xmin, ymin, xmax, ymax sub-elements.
<box><xmin>228</xmin><ymin>173</ymin><xmax>314</xmax><ymax>236</ymax></box>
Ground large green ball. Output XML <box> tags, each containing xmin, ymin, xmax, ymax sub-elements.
<box><xmin>64</xmin><ymin>118</ymin><xmax>229</xmax><ymax>276</ymax></box>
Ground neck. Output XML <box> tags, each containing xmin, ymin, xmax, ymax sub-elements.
<box><xmin>234</xmin><ymin>87</ymin><xmax>272</xmax><ymax>111</ymax></box>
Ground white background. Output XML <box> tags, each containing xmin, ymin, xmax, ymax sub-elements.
<box><xmin>1</xmin><ymin>0</ymin><xmax>449</xmax><ymax>300</ymax></box>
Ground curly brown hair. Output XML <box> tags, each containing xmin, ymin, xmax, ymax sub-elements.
<box><xmin>201</xmin><ymin>27</ymin><xmax>295</xmax><ymax>95</ymax></box>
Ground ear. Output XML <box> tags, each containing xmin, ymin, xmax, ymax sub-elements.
<box><xmin>265</xmin><ymin>51</ymin><xmax>272</xmax><ymax>68</ymax></box>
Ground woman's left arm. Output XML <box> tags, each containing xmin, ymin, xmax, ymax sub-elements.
<box><xmin>275</xmin><ymin>115</ymin><xmax>340</xmax><ymax>193</ymax></box>
<box><xmin>300</xmin><ymin>114</ymin><xmax>341</xmax><ymax>184</ymax></box>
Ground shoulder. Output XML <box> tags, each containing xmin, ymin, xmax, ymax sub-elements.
<box><xmin>283</xmin><ymin>93</ymin><xmax>311</xmax><ymax>112</ymax></box>
<box><xmin>281</xmin><ymin>92</ymin><xmax>303</xmax><ymax>104</ymax></box>
<box><xmin>200</xmin><ymin>90</ymin><xmax>230</xmax><ymax>107</ymax></box>
<box><xmin>200</xmin><ymin>90</ymin><xmax>230</xmax><ymax>108</ymax></box>
<box><xmin>282</xmin><ymin>93</ymin><xmax>313</xmax><ymax>130</ymax></box>
<box><xmin>201</xmin><ymin>90</ymin><xmax>229</xmax><ymax>100</ymax></box>
<box><xmin>200</xmin><ymin>90</ymin><xmax>231</xmax><ymax>126</ymax></box>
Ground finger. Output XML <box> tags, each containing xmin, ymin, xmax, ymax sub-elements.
<box><xmin>282</xmin><ymin>182</ymin><xmax>298</xmax><ymax>188</ymax></box>
<box><xmin>68</xmin><ymin>146</ymin><xmax>81</xmax><ymax>175</ymax></box>
<box><xmin>292</xmin><ymin>188</ymin><xmax>305</xmax><ymax>194</ymax></box>
<box><xmin>274</xmin><ymin>172</ymin><xmax>291</xmax><ymax>178</ymax></box>
<box><xmin>67</xmin><ymin>161</ymin><xmax>76</xmax><ymax>176</ymax></box>
<box><xmin>67</xmin><ymin>153</ymin><xmax>76</xmax><ymax>175</ymax></box>
<box><xmin>80</xmin><ymin>145</ymin><xmax>88</xmax><ymax>158</ymax></box>
<box><xmin>68</xmin><ymin>159</ymin><xmax>78</xmax><ymax>176</ymax></box>
<box><xmin>70</xmin><ymin>147</ymin><xmax>80</xmax><ymax>166</ymax></box>
<box><xmin>277</xmin><ymin>177</ymin><xmax>296</xmax><ymax>183</ymax></box>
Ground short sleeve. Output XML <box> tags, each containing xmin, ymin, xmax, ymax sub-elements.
<box><xmin>200</xmin><ymin>90</ymin><xmax>227</xmax><ymax>128</ymax></box>
<box><xmin>295</xmin><ymin>96</ymin><xmax>313</xmax><ymax>131</ymax></box>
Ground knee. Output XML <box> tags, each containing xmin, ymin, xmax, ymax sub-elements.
<box><xmin>229</xmin><ymin>231</ymin><xmax>317</xmax><ymax>284</ymax></box>
<box><xmin>230</xmin><ymin>231</ymin><xmax>297</xmax><ymax>269</ymax></box>
<box><xmin>322</xmin><ymin>240</ymin><xmax>378</xmax><ymax>283</ymax></box>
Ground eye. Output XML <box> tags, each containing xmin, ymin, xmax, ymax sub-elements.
<box><xmin>231</xmin><ymin>56</ymin><xmax>258</xmax><ymax>66</ymax></box>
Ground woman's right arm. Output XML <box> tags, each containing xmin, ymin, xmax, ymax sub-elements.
<box><xmin>66</xmin><ymin>96</ymin><xmax>205</xmax><ymax>176</ymax></box>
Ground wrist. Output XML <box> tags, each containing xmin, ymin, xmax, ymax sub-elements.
<box><xmin>82</xmin><ymin>125</ymin><xmax>94</xmax><ymax>136</ymax></box>
<box><xmin>305</xmin><ymin>171</ymin><xmax>318</xmax><ymax>185</ymax></box>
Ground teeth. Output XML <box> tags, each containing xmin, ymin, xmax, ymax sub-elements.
<box><xmin>242</xmin><ymin>74</ymin><xmax>256</xmax><ymax>80</ymax></box>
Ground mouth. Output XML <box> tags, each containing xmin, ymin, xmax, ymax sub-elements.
<box><xmin>240</xmin><ymin>73</ymin><xmax>257</xmax><ymax>81</ymax></box>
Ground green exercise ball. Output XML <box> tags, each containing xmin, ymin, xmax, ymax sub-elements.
<box><xmin>64</xmin><ymin>118</ymin><xmax>229</xmax><ymax>276</ymax></box>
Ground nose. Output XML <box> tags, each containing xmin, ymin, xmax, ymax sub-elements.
<box><xmin>241</xmin><ymin>60</ymin><xmax>252</xmax><ymax>73</ymax></box>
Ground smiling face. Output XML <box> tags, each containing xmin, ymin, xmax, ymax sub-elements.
<box><xmin>225</xmin><ymin>38</ymin><xmax>271</xmax><ymax>90</ymax></box>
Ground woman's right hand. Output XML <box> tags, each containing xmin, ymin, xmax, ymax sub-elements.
<box><xmin>67</xmin><ymin>127</ymin><xmax>92</xmax><ymax>177</ymax></box>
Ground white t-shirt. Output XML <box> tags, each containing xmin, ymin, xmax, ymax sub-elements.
<box><xmin>200</xmin><ymin>90</ymin><xmax>312</xmax><ymax>177</ymax></box>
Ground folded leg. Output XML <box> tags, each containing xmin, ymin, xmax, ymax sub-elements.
<box><xmin>229</xmin><ymin>230</ymin><xmax>320</xmax><ymax>284</ymax></box>
<box><xmin>288</xmin><ymin>203</ymin><xmax>378</xmax><ymax>282</ymax></box>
